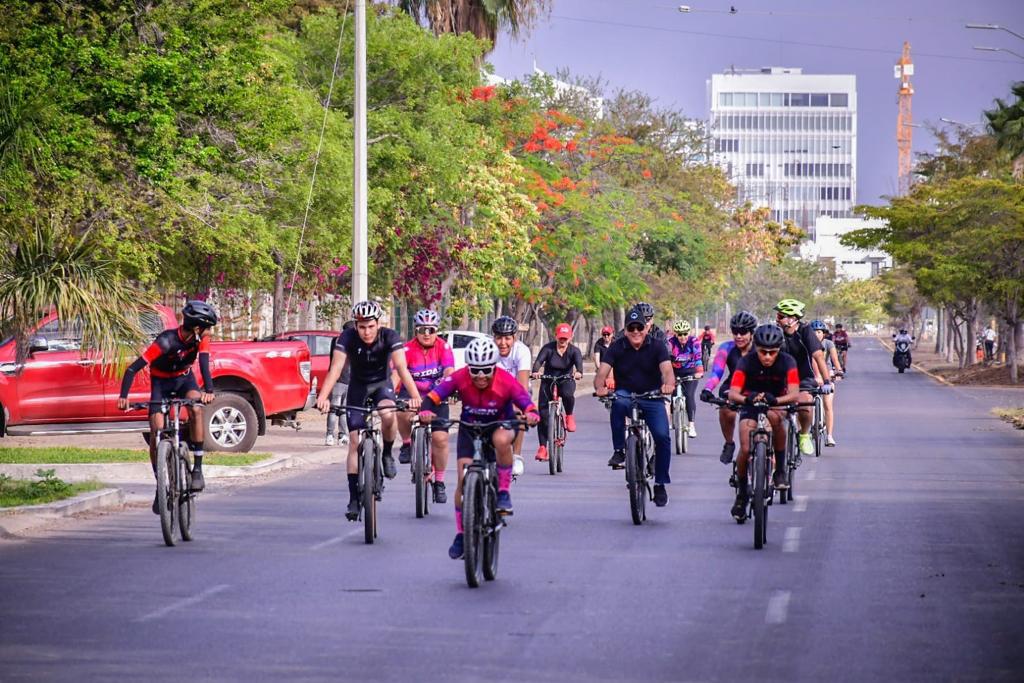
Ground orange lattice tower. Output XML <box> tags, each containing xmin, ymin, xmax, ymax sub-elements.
<box><xmin>895</xmin><ymin>42</ymin><xmax>914</xmax><ymax>196</ymax></box>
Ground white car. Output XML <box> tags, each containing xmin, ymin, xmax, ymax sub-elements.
<box><xmin>437</xmin><ymin>330</ymin><xmax>491</xmax><ymax>369</ymax></box>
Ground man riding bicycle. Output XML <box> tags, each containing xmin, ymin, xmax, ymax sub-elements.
<box><xmin>418</xmin><ymin>338</ymin><xmax>540</xmax><ymax>560</ymax></box>
<box><xmin>667</xmin><ymin>320</ymin><xmax>703</xmax><ymax>439</ymax></box>
<box><xmin>811</xmin><ymin>320</ymin><xmax>841</xmax><ymax>447</ymax></box>
<box><xmin>117</xmin><ymin>301</ymin><xmax>218</xmax><ymax>508</ymax></box>
<box><xmin>315</xmin><ymin>300</ymin><xmax>421</xmax><ymax>522</ymax></box>
<box><xmin>595</xmin><ymin>306</ymin><xmax>675</xmax><ymax>507</ymax></box>
<box><xmin>700</xmin><ymin>310</ymin><xmax>757</xmax><ymax>465</ymax></box>
<box><xmin>832</xmin><ymin>323</ymin><xmax>850</xmax><ymax>371</ymax></box>
<box><xmin>726</xmin><ymin>324</ymin><xmax>800</xmax><ymax>521</ymax></box>
<box><xmin>775</xmin><ymin>298</ymin><xmax>831</xmax><ymax>456</ymax></box>
<box><xmin>531</xmin><ymin>322</ymin><xmax>584</xmax><ymax>462</ymax></box>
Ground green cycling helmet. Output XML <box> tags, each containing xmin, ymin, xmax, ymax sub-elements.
<box><xmin>673</xmin><ymin>320</ymin><xmax>692</xmax><ymax>334</ymax></box>
<box><xmin>774</xmin><ymin>298</ymin><xmax>806</xmax><ymax>318</ymax></box>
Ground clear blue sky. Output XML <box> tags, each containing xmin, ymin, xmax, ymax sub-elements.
<box><xmin>487</xmin><ymin>0</ymin><xmax>1024</xmax><ymax>205</ymax></box>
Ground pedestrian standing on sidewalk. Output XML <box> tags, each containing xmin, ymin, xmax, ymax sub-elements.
<box><xmin>984</xmin><ymin>325</ymin><xmax>996</xmax><ymax>362</ymax></box>
<box><xmin>326</xmin><ymin>320</ymin><xmax>355</xmax><ymax>446</ymax></box>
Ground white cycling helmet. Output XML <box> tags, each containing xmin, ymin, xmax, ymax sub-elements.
<box><xmin>351</xmin><ymin>300</ymin><xmax>382</xmax><ymax>321</ymax></box>
<box><xmin>414</xmin><ymin>308</ymin><xmax>440</xmax><ymax>327</ymax></box>
<box><xmin>464</xmin><ymin>338</ymin><xmax>500</xmax><ymax>368</ymax></box>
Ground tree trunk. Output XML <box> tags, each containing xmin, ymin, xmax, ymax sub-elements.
<box><xmin>966</xmin><ymin>299</ymin><xmax>979</xmax><ymax>366</ymax></box>
<box><xmin>271</xmin><ymin>249</ymin><xmax>284</xmax><ymax>334</ymax></box>
<box><xmin>934</xmin><ymin>306</ymin><xmax>942</xmax><ymax>354</ymax></box>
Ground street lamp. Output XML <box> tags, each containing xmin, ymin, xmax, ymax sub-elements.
<box><xmin>966</xmin><ymin>23</ymin><xmax>1024</xmax><ymax>42</ymax></box>
<box><xmin>973</xmin><ymin>45</ymin><xmax>1024</xmax><ymax>61</ymax></box>
<box><xmin>939</xmin><ymin>117</ymin><xmax>985</xmax><ymax>128</ymax></box>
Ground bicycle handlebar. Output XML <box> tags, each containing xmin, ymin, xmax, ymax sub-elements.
<box><xmin>329</xmin><ymin>400</ymin><xmax>413</xmax><ymax>416</ymax></box>
<box><xmin>128</xmin><ymin>398</ymin><xmax>202</xmax><ymax>411</ymax></box>
<box><xmin>702</xmin><ymin>395</ymin><xmax>815</xmax><ymax>411</ymax></box>
<box><xmin>536</xmin><ymin>373</ymin><xmax>576</xmax><ymax>381</ymax></box>
<box><xmin>592</xmin><ymin>390</ymin><xmax>669</xmax><ymax>402</ymax></box>
<box><xmin>429</xmin><ymin>418</ymin><xmax>528</xmax><ymax>431</ymax></box>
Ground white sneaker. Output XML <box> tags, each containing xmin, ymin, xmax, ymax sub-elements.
<box><xmin>324</xmin><ymin>434</ymin><xmax>335</xmax><ymax>446</ymax></box>
<box><xmin>512</xmin><ymin>455</ymin><xmax>525</xmax><ymax>477</ymax></box>
<box><xmin>825</xmin><ymin>434</ymin><xmax>836</xmax><ymax>447</ymax></box>
<box><xmin>339</xmin><ymin>433</ymin><xmax>349</xmax><ymax>446</ymax></box>
<box><xmin>687</xmin><ymin>423</ymin><xmax>697</xmax><ymax>438</ymax></box>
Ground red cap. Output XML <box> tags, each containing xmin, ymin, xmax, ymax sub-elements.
<box><xmin>601</xmin><ymin>325</ymin><xmax>614</xmax><ymax>334</ymax></box>
<box><xmin>555</xmin><ymin>323</ymin><xmax>572</xmax><ymax>339</ymax></box>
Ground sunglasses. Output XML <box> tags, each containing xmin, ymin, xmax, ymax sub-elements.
<box><xmin>756</xmin><ymin>347</ymin><xmax>780</xmax><ymax>356</ymax></box>
<box><xmin>731</xmin><ymin>328</ymin><xmax>751</xmax><ymax>335</ymax></box>
<box><xmin>626</xmin><ymin>324</ymin><xmax>645</xmax><ymax>333</ymax></box>
<box><xmin>468</xmin><ymin>366</ymin><xmax>494</xmax><ymax>377</ymax></box>
<box><xmin>416</xmin><ymin>326</ymin><xmax>437</xmax><ymax>335</ymax></box>
<box><xmin>601</xmin><ymin>332</ymin><xmax>611</xmax><ymax>337</ymax></box>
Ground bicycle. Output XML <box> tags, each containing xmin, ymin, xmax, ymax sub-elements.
<box><xmin>538</xmin><ymin>373</ymin><xmax>574</xmax><ymax>475</ymax></box>
<box><xmin>436</xmin><ymin>418</ymin><xmax>525</xmax><ymax>588</ymax></box>
<box><xmin>332</xmin><ymin>399</ymin><xmax>407</xmax><ymax>544</ymax></box>
<box><xmin>670</xmin><ymin>376</ymin><xmax>699</xmax><ymax>455</ymax></box>
<box><xmin>597</xmin><ymin>390</ymin><xmax>665</xmax><ymax>526</ymax></box>
<box><xmin>701</xmin><ymin>344</ymin><xmax>713</xmax><ymax>373</ymax></box>
<box><xmin>131</xmin><ymin>398</ymin><xmax>201</xmax><ymax>547</ymax></box>
<box><xmin>410</xmin><ymin>415</ymin><xmax>431</xmax><ymax>519</ymax></box>
<box><xmin>810</xmin><ymin>387</ymin><xmax>826</xmax><ymax>458</ymax></box>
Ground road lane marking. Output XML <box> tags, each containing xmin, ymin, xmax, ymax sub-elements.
<box><xmin>783</xmin><ymin>527</ymin><xmax>802</xmax><ymax>553</ymax></box>
<box><xmin>310</xmin><ymin>529</ymin><xmax>361</xmax><ymax>551</ymax></box>
<box><xmin>794</xmin><ymin>496</ymin><xmax>809</xmax><ymax>512</ymax></box>
<box><xmin>765</xmin><ymin>591</ymin><xmax>791</xmax><ymax>624</ymax></box>
<box><xmin>137</xmin><ymin>584</ymin><xmax>230</xmax><ymax>623</ymax></box>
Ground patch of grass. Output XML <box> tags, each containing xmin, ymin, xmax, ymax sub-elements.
<box><xmin>0</xmin><ymin>446</ymin><xmax>269</xmax><ymax>466</ymax></box>
<box><xmin>993</xmin><ymin>408</ymin><xmax>1024</xmax><ymax>430</ymax></box>
<box><xmin>0</xmin><ymin>469</ymin><xmax>105</xmax><ymax>508</ymax></box>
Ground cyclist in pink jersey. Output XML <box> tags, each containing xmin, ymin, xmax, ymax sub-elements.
<box><xmin>393</xmin><ymin>309</ymin><xmax>455</xmax><ymax>503</ymax></box>
<box><xmin>419</xmin><ymin>338</ymin><xmax>539</xmax><ymax>560</ymax></box>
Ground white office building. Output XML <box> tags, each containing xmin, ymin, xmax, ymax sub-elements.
<box><xmin>800</xmin><ymin>216</ymin><xmax>892</xmax><ymax>280</ymax></box>
<box><xmin>708</xmin><ymin>67</ymin><xmax>857</xmax><ymax>237</ymax></box>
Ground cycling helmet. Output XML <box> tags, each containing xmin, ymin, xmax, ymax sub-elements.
<box><xmin>730</xmin><ymin>310</ymin><xmax>757</xmax><ymax>332</ymax></box>
<box><xmin>413</xmin><ymin>308</ymin><xmax>440</xmax><ymax>327</ymax></box>
<box><xmin>810</xmin><ymin>319</ymin><xmax>828</xmax><ymax>332</ymax></box>
<box><xmin>182</xmin><ymin>300</ymin><xmax>218</xmax><ymax>329</ymax></box>
<box><xmin>673</xmin><ymin>320</ymin><xmax>692</xmax><ymax>334</ymax></box>
<box><xmin>351</xmin><ymin>300</ymin><xmax>383</xmax><ymax>321</ymax></box>
<box><xmin>634</xmin><ymin>301</ymin><xmax>655</xmax><ymax>321</ymax></box>
<box><xmin>464</xmin><ymin>338</ymin><xmax>500</xmax><ymax>367</ymax></box>
<box><xmin>834</xmin><ymin>323</ymin><xmax>844</xmax><ymax>329</ymax></box>
<box><xmin>753</xmin><ymin>323</ymin><xmax>785</xmax><ymax>349</ymax></box>
<box><xmin>491</xmin><ymin>316</ymin><xmax>518</xmax><ymax>336</ymax></box>
<box><xmin>774</xmin><ymin>298</ymin><xmax>805</xmax><ymax>318</ymax></box>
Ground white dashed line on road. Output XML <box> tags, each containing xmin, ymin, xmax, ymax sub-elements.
<box><xmin>765</xmin><ymin>591</ymin><xmax>791</xmax><ymax>624</ymax></box>
<box><xmin>136</xmin><ymin>584</ymin><xmax>230</xmax><ymax>623</ymax></box>
<box><xmin>794</xmin><ymin>496</ymin><xmax>809</xmax><ymax>512</ymax></box>
<box><xmin>783</xmin><ymin>527</ymin><xmax>802</xmax><ymax>553</ymax></box>
<box><xmin>310</xmin><ymin>529</ymin><xmax>361</xmax><ymax>551</ymax></box>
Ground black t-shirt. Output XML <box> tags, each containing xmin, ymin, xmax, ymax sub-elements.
<box><xmin>533</xmin><ymin>342</ymin><xmax>584</xmax><ymax>376</ymax></box>
<box><xmin>731</xmin><ymin>349</ymin><xmax>799</xmax><ymax>397</ymax></box>
<box><xmin>593</xmin><ymin>338</ymin><xmax>610</xmax><ymax>362</ymax></box>
<box><xmin>335</xmin><ymin>327</ymin><xmax>404</xmax><ymax>384</ymax></box>
<box><xmin>601</xmin><ymin>335</ymin><xmax>671</xmax><ymax>393</ymax></box>
<box><xmin>783</xmin><ymin>322</ymin><xmax>823</xmax><ymax>382</ymax></box>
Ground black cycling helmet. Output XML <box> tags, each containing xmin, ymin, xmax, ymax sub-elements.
<box><xmin>183</xmin><ymin>300</ymin><xmax>218</xmax><ymax>329</ymax></box>
<box><xmin>491</xmin><ymin>316</ymin><xmax>518</xmax><ymax>336</ymax></box>
<box><xmin>753</xmin><ymin>323</ymin><xmax>785</xmax><ymax>349</ymax></box>
<box><xmin>634</xmin><ymin>301</ymin><xmax>655</xmax><ymax>321</ymax></box>
<box><xmin>730</xmin><ymin>310</ymin><xmax>757</xmax><ymax>333</ymax></box>
<box><xmin>835</xmin><ymin>323</ymin><xmax>844</xmax><ymax>329</ymax></box>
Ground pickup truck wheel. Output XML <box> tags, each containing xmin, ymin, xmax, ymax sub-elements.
<box><xmin>204</xmin><ymin>393</ymin><xmax>258</xmax><ymax>453</ymax></box>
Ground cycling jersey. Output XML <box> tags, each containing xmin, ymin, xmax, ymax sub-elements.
<box><xmin>425</xmin><ymin>367</ymin><xmax>537</xmax><ymax>424</ymax></box>
<box><xmin>335</xmin><ymin>326</ymin><xmax>404</xmax><ymax>384</ymax></box>
<box><xmin>703</xmin><ymin>340</ymin><xmax>745</xmax><ymax>393</ymax></box>
<box><xmin>593</xmin><ymin>338</ymin><xmax>611</xmax><ymax>364</ymax></box>
<box><xmin>532</xmin><ymin>342</ymin><xmax>584</xmax><ymax>376</ymax></box>
<box><xmin>699</xmin><ymin>330</ymin><xmax>716</xmax><ymax>348</ymax></box>
<box><xmin>496</xmin><ymin>340</ymin><xmax>532</xmax><ymax>377</ymax></box>
<box><xmin>783</xmin><ymin>322</ymin><xmax>823</xmax><ymax>385</ymax></box>
<box><xmin>832</xmin><ymin>330</ymin><xmax>849</xmax><ymax>349</ymax></box>
<box><xmin>730</xmin><ymin>350</ymin><xmax>799</xmax><ymax>399</ymax></box>
<box><xmin>119</xmin><ymin>327</ymin><xmax>213</xmax><ymax>399</ymax></box>
<box><xmin>821</xmin><ymin>338</ymin><xmax>839</xmax><ymax>374</ymax></box>
<box><xmin>402</xmin><ymin>337</ymin><xmax>454</xmax><ymax>394</ymax></box>
<box><xmin>666</xmin><ymin>335</ymin><xmax>703</xmax><ymax>376</ymax></box>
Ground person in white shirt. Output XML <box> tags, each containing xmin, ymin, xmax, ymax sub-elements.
<box><xmin>983</xmin><ymin>325</ymin><xmax>996</xmax><ymax>362</ymax></box>
<box><xmin>492</xmin><ymin>316</ymin><xmax>532</xmax><ymax>476</ymax></box>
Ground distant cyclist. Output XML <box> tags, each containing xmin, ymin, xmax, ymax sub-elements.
<box><xmin>531</xmin><ymin>323</ymin><xmax>584</xmax><ymax>462</ymax></box>
<box><xmin>117</xmin><ymin>301</ymin><xmax>218</xmax><ymax>507</ymax></box>
<box><xmin>810</xmin><ymin>320</ymin><xmax>841</xmax><ymax>447</ymax></box>
<box><xmin>699</xmin><ymin>325</ymin><xmax>716</xmax><ymax>372</ymax></box>
<box><xmin>775</xmin><ymin>298</ymin><xmax>830</xmax><ymax>456</ymax></box>
<box><xmin>593</xmin><ymin>325</ymin><xmax>614</xmax><ymax>365</ymax></box>
<box><xmin>832</xmin><ymin>323</ymin><xmax>850</xmax><ymax>371</ymax></box>
<box><xmin>419</xmin><ymin>338</ymin><xmax>539</xmax><ymax>560</ymax></box>
<box><xmin>667</xmin><ymin>320</ymin><xmax>703</xmax><ymax>439</ymax></box>
<box><xmin>492</xmin><ymin>315</ymin><xmax>532</xmax><ymax>476</ymax></box>
<box><xmin>700</xmin><ymin>310</ymin><xmax>757</xmax><ymax>465</ymax></box>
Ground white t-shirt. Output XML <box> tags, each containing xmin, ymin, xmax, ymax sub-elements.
<box><xmin>497</xmin><ymin>340</ymin><xmax>532</xmax><ymax>377</ymax></box>
<box><xmin>984</xmin><ymin>328</ymin><xmax>996</xmax><ymax>342</ymax></box>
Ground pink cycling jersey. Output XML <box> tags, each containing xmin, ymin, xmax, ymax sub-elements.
<box><xmin>403</xmin><ymin>337</ymin><xmax>455</xmax><ymax>394</ymax></box>
<box><xmin>426</xmin><ymin>367</ymin><xmax>537</xmax><ymax>423</ymax></box>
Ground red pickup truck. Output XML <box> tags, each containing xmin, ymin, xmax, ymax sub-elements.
<box><xmin>0</xmin><ymin>305</ymin><xmax>312</xmax><ymax>453</ymax></box>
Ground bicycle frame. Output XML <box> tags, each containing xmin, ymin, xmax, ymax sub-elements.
<box><xmin>539</xmin><ymin>374</ymin><xmax>573</xmax><ymax>475</ymax></box>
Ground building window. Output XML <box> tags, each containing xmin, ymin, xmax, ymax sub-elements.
<box><xmin>715</xmin><ymin>138</ymin><xmax>739</xmax><ymax>153</ymax></box>
<box><xmin>830</xmin><ymin>93</ymin><xmax>848</xmax><ymax>107</ymax></box>
<box><xmin>745</xmin><ymin>163</ymin><xmax>765</xmax><ymax>177</ymax></box>
<box><xmin>720</xmin><ymin>93</ymin><xmax>732</xmax><ymax>106</ymax></box>
<box><xmin>811</xmin><ymin>93</ymin><xmax>829</xmax><ymax>107</ymax></box>
<box><xmin>771</xmin><ymin>93</ymin><xmax>784</xmax><ymax>106</ymax></box>
<box><xmin>790</xmin><ymin>93</ymin><xmax>810</xmax><ymax>107</ymax></box>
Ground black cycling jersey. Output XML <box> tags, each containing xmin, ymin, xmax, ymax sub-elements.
<box><xmin>335</xmin><ymin>326</ymin><xmax>404</xmax><ymax>384</ymax></box>
<box><xmin>119</xmin><ymin>327</ymin><xmax>213</xmax><ymax>399</ymax></box>
<box><xmin>593</xmin><ymin>338</ymin><xmax>611</xmax><ymax>363</ymax></box>
<box><xmin>783</xmin><ymin>322</ymin><xmax>823</xmax><ymax>382</ymax></box>
<box><xmin>731</xmin><ymin>350</ymin><xmax>799</xmax><ymax>398</ymax></box>
<box><xmin>532</xmin><ymin>342</ymin><xmax>584</xmax><ymax>376</ymax></box>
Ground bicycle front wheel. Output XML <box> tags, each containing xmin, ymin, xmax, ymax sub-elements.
<box><xmin>156</xmin><ymin>440</ymin><xmax>176</xmax><ymax>547</ymax></box>
<box><xmin>483</xmin><ymin>483</ymin><xmax>500</xmax><ymax>581</ymax></box>
<box><xmin>752</xmin><ymin>441</ymin><xmax>767</xmax><ymax>549</ymax></box>
<box><xmin>360</xmin><ymin>439</ymin><xmax>377</xmax><ymax>544</ymax></box>
<box><xmin>625</xmin><ymin>434</ymin><xmax>644</xmax><ymax>525</ymax></box>
<box><xmin>554</xmin><ymin>401</ymin><xmax>566</xmax><ymax>474</ymax></box>
<box><xmin>462</xmin><ymin>471</ymin><xmax>484</xmax><ymax>588</ymax></box>
<box><xmin>672</xmin><ymin>397</ymin><xmax>686</xmax><ymax>454</ymax></box>
<box><xmin>814</xmin><ymin>397</ymin><xmax>824</xmax><ymax>457</ymax></box>
<box><xmin>413</xmin><ymin>427</ymin><xmax>428</xmax><ymax>519</ymax></box>
<box><xmin>177</xmin><ymin>444</ymin><xmax>195</xmax><ymax>541</ymax></box>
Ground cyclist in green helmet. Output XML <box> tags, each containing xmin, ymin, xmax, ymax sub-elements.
<box><xmin>774</xmin><ymin>299</ymin><xmax>832</xmax><ymax>456</ymax></box>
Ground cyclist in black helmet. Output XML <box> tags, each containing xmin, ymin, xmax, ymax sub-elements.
<box><xmin>117</xmin><ymin>301</ymin><xmax>218</xmax><ymax>507</ymax></box>
<box><xmin>614</xmin><ymin>301</ymin><xmax>666</xmax><ymax>343</ymax></box>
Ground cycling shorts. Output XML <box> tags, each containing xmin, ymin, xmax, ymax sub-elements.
<box><xmin>149</xmin><ymin>373</ymin><xmax>200</xmax><ymax>415</ymax></box>
<box><xmin>346</xmin><ymin>380</ymin><xmax>397</xmax><ymax>431</ymax></box>
<box><xmin>456</xmin><ymin>422</ymin><xmax>518</xmax><ymax>460</ymax></box>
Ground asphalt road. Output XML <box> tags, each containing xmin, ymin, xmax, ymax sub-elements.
<box><xmin>2</xmin><ymin>337</ymin><xmax>1022</xmax><ymax>682</ymax></box>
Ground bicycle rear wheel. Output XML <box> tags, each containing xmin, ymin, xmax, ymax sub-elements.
<box><xmin>554</xmin><ymin>402</ymin><xmax>565</xmax><ymax>474</ymax></box>
<box><xmin>413</xmin><ymin>426</ymin><xmax>428</xmax><ymax>519</ymax></box>
<box><xmin>752</xmin><ymin>441</ymin><xmax>767</xmax><ymax>549</ymax></box>
<box><xmin>483</xmin><ymin>483</ymin><xmax>500</xmax><ymax>581</ymax></box>
<box><xmin>360</xmin><ymin>439</ymin><xmax>377</xmax><ymax>544</ymax></box>
<box><xmin>177</xmin><ymin>444</ymin><xmax>195</xmax><ymax>541</ymax></box>
<box><xmin>156</xmin><ymin>440</ymin><xmax>176</xmax><ymax>547</ymax></box>
<box><xmin>814</xmin><ymin>397</ymin><xmax>824</xmax><ymax>457</ymax></box>
<box><xmin>625</xmin><ymin>434</ymin><xmax>644</xmax><ymax>525</ymax></box>
<box><xmin>462</xmin><ymin>471</ymin><xmax>484</xmax><ymax>588</ymax></box>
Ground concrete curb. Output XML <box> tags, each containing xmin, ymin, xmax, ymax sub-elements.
<box><xmin>0</xmin><ymin>488</ymin><xmax>125</xmax><ymax>538</ymax></box>
<box><xmin>877</xmin><ymin>337</ymin><xmax>953</xmax><ymax>386</ymax></box>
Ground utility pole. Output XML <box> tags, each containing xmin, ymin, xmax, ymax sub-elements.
<box><xmin>352</xmin><ymin>0</ymin><xmax>368</xmax><ymax>303</ymax></box>
<box><xmin>894</xmin><ymin>42</ymin><xmax>914</xmax><ymax>196</ymax></box>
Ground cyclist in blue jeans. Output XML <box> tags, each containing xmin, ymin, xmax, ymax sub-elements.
<box><xmin>594</xmin><ymin>306</ymin><xmax>675</xmax><ymax>506</ymax></box>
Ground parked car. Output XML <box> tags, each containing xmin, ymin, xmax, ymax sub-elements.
<box><xmin>262</xmin><ymin>330</ymin><xmax>338</xmax><ymax>394</ymax></box>
<box><xmin>0</xmin><ymin>305</ymin><xmax>312</xmax><ymax>453</ymax></box>
<box><xmin>437</xmin><ymin>330</ymin><xmax>491</xmax><ymax>369</ymax></box>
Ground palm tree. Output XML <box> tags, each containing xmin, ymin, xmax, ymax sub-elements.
<box><xmin>984</xmin><ymin>81</ymin><xmax>1024</xmax><ymax>179</ymax></box>
<box><xmin>0</xmin><ymin>220</ymin><xmax>145</xmax><ymax>366</ymax></box>
<box><xmin>397</xmin><ymin>0</ymin><xmax>549</xmax><ymax>52</ymax></box>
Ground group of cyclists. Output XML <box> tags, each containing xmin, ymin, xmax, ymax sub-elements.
<box><xmin>119</xmin><ymin>296</ymin><xmax>849</xmax><ymax>557</ymax></box>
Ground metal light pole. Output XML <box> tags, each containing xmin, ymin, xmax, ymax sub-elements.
<box><xmin>352</xmin><ymin>0</ymin><xmax>368</xmax><ymax>304</ymax></box>
<box><xmin>973</xmin><ymin>45</ymin><xmax>1024</xmax><ymax>61</ymax></box>
<box><xmin>966</xmin><ymin>23</ymin><xmax>1024</xmax><ymax>42</ymax></box>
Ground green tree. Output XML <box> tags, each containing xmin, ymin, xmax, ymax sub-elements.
<box><xmin>984</xmin><ymin>81</ymin><xmax>1024</xmax><ymax>179</ymax></box>
<box><xmin>397</xmin><ymin>0</ymin><xmax>549</xmax><ymax>51</ymax></box>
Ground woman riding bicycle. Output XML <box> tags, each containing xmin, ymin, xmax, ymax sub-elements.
<box><xmin>666</xmin><ymin>320</ymin><xmax>703</xmax><ymax>439</ymax></box>
<box><xmin>530</xmin><ymin>322</ymin><xmax>584</xmax><ymax>463</ymax></box>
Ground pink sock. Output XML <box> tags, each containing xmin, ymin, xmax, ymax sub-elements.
<box><xmin>497</xmin><ymin>465</ymin><xmax>512</xmax><ymax>492</ymax></box>
<box><xmin>433</xmin><ymin>469</ymin><xmax>445</xmax><ymax>483</ymax></box>
<box><xmin>455</xmin><ymin>506</ymin><xmax>463</xmax><ymax>533</ymax></box>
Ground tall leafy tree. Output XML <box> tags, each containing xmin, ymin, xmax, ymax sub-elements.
<box><xmin>396</xmin><ymin>0</ymin><xmax>549</xmax><ymax>51</ymax></box>
<box><xmin>984</xmin><ymin>81</ymin><xmax>1024</xmax><ymax>179</ymax></box>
